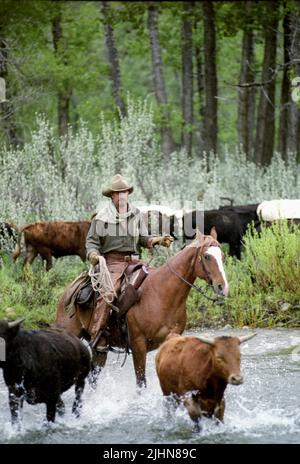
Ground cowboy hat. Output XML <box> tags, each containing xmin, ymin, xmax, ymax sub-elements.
<box><xmin>102</xmin><ymin>174</ymin><xmax>134</xmax><ymax>197</ymax></box>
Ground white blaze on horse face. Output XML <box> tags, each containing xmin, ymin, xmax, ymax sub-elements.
<box><xmin>206</xmin><ymin>246</ymin><xmax>229</xmax><ymax>296</ymax></box>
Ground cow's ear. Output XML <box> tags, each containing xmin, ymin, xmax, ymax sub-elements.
<box><xmin>210</xmin><ymin>226</ymin><xmax>217</xmax><ymax>240</ymax></box>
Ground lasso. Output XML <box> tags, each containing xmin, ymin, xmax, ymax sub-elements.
<box><xmin>88</xmin><ymin>256</ymin><xmax>117</xmax><ymax>304</ymax></box>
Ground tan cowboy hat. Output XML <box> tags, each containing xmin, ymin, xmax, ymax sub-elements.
<box><xmin>102</xmin><ymin>174</ymin><xmax>134</xmax><ymax>197</ymax></box>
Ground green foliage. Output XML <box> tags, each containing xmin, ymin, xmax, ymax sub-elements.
<box><xmin>1</xmin><ymin>101</ymin><xmax>300</xmax><ymax>224</ymax></box>
<box><xmin>187</xmin><ymin>221</ymin><xmax>300</xmax><ymax>328</ymax></box>
<box><xmin>0</xmin><ymin>0</ymin><xmax>281</xmax><ymax>151</ymax></box>
<box><xmin>0</xmin><ymin>254</ymin><xmax>87</xmax><ymax>329</ymax></box>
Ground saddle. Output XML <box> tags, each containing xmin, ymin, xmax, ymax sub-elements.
<box><xmin>76</xmin><ymin>282</ymin><xmax>95</xmax><ymax>306</ymax></box>
<box><xmin>76</xmin><ymin>261</ymin><xmax>149</xmax><ymax>317</ymax></box>
<box><xmin>117</xmin><ymin>264</ymin><xmax>149</xmax><ymax>317</ymax></box>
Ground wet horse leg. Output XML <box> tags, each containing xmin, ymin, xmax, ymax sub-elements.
<box><xmin>131</xmin><ymin>337</ymin><xmax>147</xmax><ymax>389</ymax></box>
<box><xmin>88</xmin><ymin>352</ymin><xmax>108</xmax><ymax>390</ymax></box>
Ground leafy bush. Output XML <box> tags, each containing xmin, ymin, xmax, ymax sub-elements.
<box><xmin>187</xmin><ymin>221</ymin><xmax>300</xmax><ymax>328</ymax></box>
<box><xmin>1</xmin><ymin>98</ymin><xmax>300</xmax><ymax>227</ymax></box>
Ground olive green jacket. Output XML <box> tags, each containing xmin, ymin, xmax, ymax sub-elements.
<box><xmin>86</xmin><ymin>202</ymin><xmax>154</xmax><ymax>257</ymax></box>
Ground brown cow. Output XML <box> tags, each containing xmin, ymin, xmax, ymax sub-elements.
<box><xmin>155</xmin><ymin>332</ymin><xmax>257</xmax><ymax>426</ymax></box>
<box><xmin>12</xmin><ymin>221</ymin><xmax>91</xmax><ymax>271</ymax></box>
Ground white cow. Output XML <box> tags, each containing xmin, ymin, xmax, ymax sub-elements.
<box><xmin>257</xmin><ymin>199</ymin><xmax>300</xmax><ymax>221</ymax></box>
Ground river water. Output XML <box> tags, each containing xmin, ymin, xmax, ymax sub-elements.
<box><xmin>0</xmin><ymin>328</ymin><xmax>299</xmax><ymax>444</ymax></box>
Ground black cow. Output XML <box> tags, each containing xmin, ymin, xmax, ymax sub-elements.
<box><xmin>0</xmin><ymin>222</ymin><xmax>18</xmax><ymax>251</ymax></box>
<box><xmin>0</xmin><ymin>319</ymin><xmax>92</xmax><ymax>424</ymax></box>
<box><xmin>183</xmin><ymin>204</ymin><xmax>260</xmax><ymax>259</ymax></box>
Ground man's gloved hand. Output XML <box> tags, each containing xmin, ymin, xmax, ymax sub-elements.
<box><xmin>89</xmin><ymin>251</ymin><xmax>100</xmax><ymax>266</ymax></box>
<box><xmin>151</xmin><ymin>235</ymin><xmax>174</xmax><ymax>248</ymax></box>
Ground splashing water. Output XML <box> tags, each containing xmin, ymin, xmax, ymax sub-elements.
<box><xmin>0</xmin><ymin>328</ymin><xmax>299</xmax><ymax>444</ymax></box>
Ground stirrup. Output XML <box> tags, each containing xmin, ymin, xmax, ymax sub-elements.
<box><xmin>95</xmin><ymin>345</ymin><xmax>109</xmax><ymax>353</ymax></box>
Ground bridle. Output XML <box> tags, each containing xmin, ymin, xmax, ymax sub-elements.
<box><xmin>164</xmin><ymin>239</ymin><xmax>225</xmax><ymax>304</ymax></box>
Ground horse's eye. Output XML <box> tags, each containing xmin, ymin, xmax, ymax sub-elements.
<box><xmin>204</xmin><ymin>254</ymin><xmax>210</xmax><ymax>260</ymax></box>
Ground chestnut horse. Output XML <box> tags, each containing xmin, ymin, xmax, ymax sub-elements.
<box><xmin>55</xmin><ymin>228</ymin><xmax>229</xmax><ymax>387</ymax></box>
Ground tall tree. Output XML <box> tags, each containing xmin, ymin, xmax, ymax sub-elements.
<box><xmin>181</xmin><ymin>1</ymin><xmax>194</xmax><ymax>156</ymax></box>
<box><xmin>237</xmin><ymin>1</ymin><xmax>255</xmax><ymax>160</ymax></box>
<box><xmin>147</xmin><ymin>2</ymin><xmax>176</xmax><ymax>158</ymax></box>
<box><xmin>288</xmin><ymin>0</ymin><xmax>300</xmax><ymax>160</ymax></box>
<box><xmin>52</xmin><ymin>5</ymin><xmax>72</xmax><ymax>138</ymax></box>
<box><xmin>278</xmin><ymin>8</ymin><xmax>292</xmax><ymax>161</ymax></box>
<box><xmin>0</xmin><ymin>27</ymin><xmax>22</xmax><ymax>146</ymax></box>
<box><xmin>100</xmin><ymin>1</ymin><xmax>126</xmax><ymax>118</ymax></box>
<box><xmin>254</xmin><ymin>1</ymin><xmax>278</xmax><ymax>165</ymax></box>
<box><xmin>193</xmin><ymin>4</ymin><xmax>205</xmax><ymax>153</ymax></box>
<box><xmin>202</xmin><ymin>1</ymin><xmax>218</xmax><ymax>155</ymax></box>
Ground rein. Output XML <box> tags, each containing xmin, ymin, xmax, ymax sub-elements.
<box><xmin>164</xmin><ymin>246</ymin><xmax>224</xmax><ymax>304</ymax></box>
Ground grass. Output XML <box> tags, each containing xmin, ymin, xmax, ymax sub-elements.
<box><xmin>0</xmin><ymin>253</ymin><xmax>87</xmax><ymax>329</ymax></box>
<box><xmin>0</xmin><ymin>220</ymin><xmax>299</xmax><ymax>329</ymax></box>
<box><xmin>186</xmin><ymin>221</ymin><xmax>300</xmax><ymax>329</ymax></box>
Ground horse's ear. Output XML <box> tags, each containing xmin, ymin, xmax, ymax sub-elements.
<box><xmin>210</xmin><ymin>226</ymin><xmax>217</xmax><ymax>240</ymax></box>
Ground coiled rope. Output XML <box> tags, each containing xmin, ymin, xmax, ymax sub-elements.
<box><xmin>88</xmin><ymin>256</ymin><xmax>117</xmax><ymax>304</ymax></box>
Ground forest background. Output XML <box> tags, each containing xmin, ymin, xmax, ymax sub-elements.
<box><xmin>0</xmin><ymin>0</ymin><xmax>300</xmax><ymax>224</ymax></box>
<box><xmin>0</xmin><ymin>1</ymin><xmax>300</xmax><ymax>328</ymax></box>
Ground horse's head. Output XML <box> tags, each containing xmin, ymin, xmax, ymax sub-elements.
<box><xmin>191</xmin><ymin>227</ymin><xmax>229</xmax><ymax>297</ymax></box>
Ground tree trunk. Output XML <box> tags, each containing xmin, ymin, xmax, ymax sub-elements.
<box><xmin>181</xmin><ymin>1</ymin><xmax>194</xmax><ymax>157</ymax></box>
<box><xmin>194</xmin><ymin>10</ymin><xmax>205</xmax><ymax>154</ymax></box>
<box><xmin>0</xmin><ymin>32</ymin><xmax>22</xmax><ymax>147</ymax></box>
<box><xmin>194</xmin><ymin>43</ymin><xmax>205</xmax><ymax>152</ymax></box>
<box><xmin>147</xmin><ymin>3</ymin><xmax>176</xmax><ymax>158</ymax></box>
<box><xmin>254</xmin><ymin>2</ymin><xmax>278</xmax><ymax>165</ymax></box>
<box><xmin>52</xmin><ymin>12</ymin><xmax>71</xmax><ymax>138</ymax></box>
<box><xmin>202</xmin><ymin>1</ymin><xmax>218</xmax><ymax>155</ymax></box>
<box><xmin>278</xmin><ymin>11</ymin><xmax>292</xmax><ymax>161</ymax></box>
<box><xmin>238</xmin><ymin>1</ymin><xmax>255</xmax><ymax>160</ymax></box>
<box><xmin>100</xmin><ymin>1</ymin><xmax>126</xmax><ymax>118</ymax></box>
<box><xmin>288</xmin><ymin>1</ymin><xmax>300</xmax><ymax>161</ymax></box>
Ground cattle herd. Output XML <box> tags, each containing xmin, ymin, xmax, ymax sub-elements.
<box><xmin>1</xmin><ymin>199</ymin><xmax>299</xmax><ymax>269</ymax></box>
<box><xmin>0</xmin><ymin>198</ymin><xmax>299</xmax><ymax>428</ymax></box>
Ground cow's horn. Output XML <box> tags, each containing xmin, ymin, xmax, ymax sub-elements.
<box><xmin>198</xmin><ymin>336</ymin><xmax>215</xmax><ymax>346</ymax></box>
<box><xmin>239</xmin><ymin>333</ymin><xmax>257</xmax><ymax>344</ymax></box>
<box><xmin>8</xmin><ymin>318</ymin><xmax>25</xmax><ymax>329</ymax></box>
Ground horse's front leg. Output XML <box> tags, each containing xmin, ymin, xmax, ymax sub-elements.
<box><xmin>131</xmin><ymin>337</ymin><xmax>147</xmax><ymax>389</ymax></box>
<box><xmin>87</xmin><ymin>352</ymin><xmax>108</xmax><ymax>390</ymax></box>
